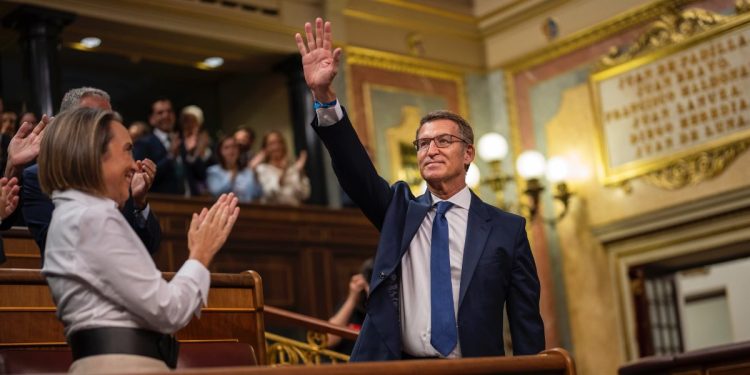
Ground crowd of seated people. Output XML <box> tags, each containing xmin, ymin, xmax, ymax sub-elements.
<box><xmin>0</xmin><ymin>93</ymin><xmax>313</xmax><ymax>208</ymax></box>
<box><xmin>129</xmin><ymin>96</ymin><xmax>311</xmax><ymax>205</ymax></box>
<box><xmin>0</xmin><ymin>87</ymin><xmax>319</xmax><ymax>264</ymax></box>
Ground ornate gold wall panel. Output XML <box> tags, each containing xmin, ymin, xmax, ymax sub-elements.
<box><xmin>590</xmin><ymin>6</ymin><xmax>750</xmax><ymax>188</ymax></box>
<box><xmin>343</xmin><ymin>46</ymin><xmax>467</xmax><ymax>182</ymax></box>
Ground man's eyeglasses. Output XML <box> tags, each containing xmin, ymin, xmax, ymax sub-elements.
<box><xmin>412</xmin><ymin>134</ymin><xmax>469</xmax><ymax>151</ymax></box>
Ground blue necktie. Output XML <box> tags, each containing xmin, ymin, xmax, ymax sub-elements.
<box><xmin>430</xmin><ymin>201</ymin><xmax>456</xmax><ymax>357</ymax></box>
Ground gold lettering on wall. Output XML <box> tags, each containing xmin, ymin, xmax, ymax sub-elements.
<box><xmin>593</xmin><ymin>19</ymin><xmax>750</xmax><ymax>183</ymax></box>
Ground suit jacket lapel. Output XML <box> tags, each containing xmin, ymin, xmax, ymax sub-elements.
<box><xmin>458</xmin><ymin>191</ymin><xmax>491</xmax><ymax>308</ymax></box>
<box><xmin>399</xmin><ymin>193</ymin><xmax>432</xmax><ymax>258</ymax></box>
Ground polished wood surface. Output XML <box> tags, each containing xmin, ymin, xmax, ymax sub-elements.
<box><xmin>1</xmin><ymin>195</ymin><xmax>379</xmax><ymax>319</ymax></box>
<box><xmin>150</xmin><ymin>348</ymin><xmax>576</xmax><ymax>375</ymax></box>
<box><xmin>619</xmin><ymin>341</ymin><xmax>750</xmax><ymax>375</ymax></box>
<box><xmin>264</xmin><ymin>305</ymin><xmax>359</xmax><ymax>340</ymax></box>
<box><xmin>0</xmin><ymin>268</ymin><xmax>267</xmax><ymax>365</ymax></box>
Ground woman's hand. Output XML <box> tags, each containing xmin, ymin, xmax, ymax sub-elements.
<box><xmin>188</xmin><ymin>193</ymin><xmax>240</xmax><ymax>267</ymax></box>
<box><xmin>0</xmin><ymin>177</ymin><xmax>20</xmax><ymax>220</ymax></box>
<box><xmin>247</xmin><ymin>150</ymin><xmax>266</xmax><ymax>170</ymax></box>
<box><xmin>293</xmin><ymin>150</ymin><xmax>308</xmax><ymax>172</ymax></box>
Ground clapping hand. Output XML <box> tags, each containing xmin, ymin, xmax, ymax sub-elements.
<box><xmin>188</xmin><ymin>193</ymin><xmax>240</xmax><ymax>268</ymax></box>
<box><xmin>0</xmin><ymin>177</ymin><xmax>20</xmax><ymax>220</ymax></box>
<box><xmin>293</xmin><ymin>150</ymin><xmax>308</xmax><ymax>172</ymax></box>
<box><xmin>248</xmin><ymin>150</ymin><xmax>266</xmax><ymax>170</ymax></box>
<box><xmin>131</xmin><ymin>159</ymin><xmax>156</xmax><ymax>208</ymax></box>
<box><xmin>5</xmin><ymin>115</ymin><xmax>50</xmax><ymax>178</ymax></box>
<box><xmin>294</xmin><ymin>18</ymin><xmax>341</xmax><ymax>102</ymax></box>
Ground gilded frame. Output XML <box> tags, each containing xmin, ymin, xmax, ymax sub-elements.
<box><xmin>589</xmin><ymin>9</ymin><xmax>750</xmax><ymax>186</ymax></box>
<box><xmin>344</xmin><ymin>45</ymin><xmax>468</xmax><ymax>182</ymax></box>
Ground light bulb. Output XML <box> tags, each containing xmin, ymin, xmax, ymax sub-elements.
<box><xmin>465</xmin><ymin>162</ymin><xmax>481</xmax><ymax>188</ymax></box>
<box><xmin>546</xmin><ymin>156</ymin><xmax>570</xmax><ymax>183</ymax></box>
<box><xmin>477</xmin><ymin>132</ymin><xmax>508</xmax><ymax>162</ymax></box>
<box><xmin>516</xmin><ymin>150</ymin><xmax>546</xmax><ymax>179</ymax></box>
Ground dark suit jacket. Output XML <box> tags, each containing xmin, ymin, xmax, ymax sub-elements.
<box><xmin>313</xmin><ymin>110</ymin><xmax>545</xmax><ymax>361</ymax></box>
<box><xmin>21</xmin><ymin>164</ymin><xmax>162</xmax><ymax>259</ymax></box>
<box><xmin>133</xmin><ymin>133</ymin><xmax>206</xmax><ymax>196</ymax></box>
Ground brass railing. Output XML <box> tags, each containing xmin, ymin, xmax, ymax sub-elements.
<box><xmin>264</xmin><ymin>305</ymin><xmax>359</xmax><ymax>366</ymax></box>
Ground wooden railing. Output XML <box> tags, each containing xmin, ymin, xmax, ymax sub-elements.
<box><xmin>264</xmin><ymin>305</ymin><xmax>359</xmax><ymax>364</ymax></box>
<box><xmin>156</xmin><ymin>348</ymin><xmax>576</xmax><ymax>374</ymax></box>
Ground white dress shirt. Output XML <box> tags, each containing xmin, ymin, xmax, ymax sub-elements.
<box><xmin>316</xmin><ymin>101</ymin><xmax>471</xmax><ymax>357</ymax></box>
<box><xmin>400</xmin><ymin>187</ymin><xmax>470</xmax><ymax>358</ymax></box>
<box><xmin>42</xmin><ymin>189</ymin><xmax>209</xmax><ymax>337</ymax></box>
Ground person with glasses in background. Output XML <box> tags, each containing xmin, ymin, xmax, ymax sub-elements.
<box><xmin>295</xmin><ymin>18</ymin><xmax>545</xmax><ymax>362</ymax></box>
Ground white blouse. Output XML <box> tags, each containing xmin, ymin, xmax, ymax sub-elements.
<box><xmin>42</xmin><ymin>189</ymin><xmax>209</xmax><ymax>337</ymax></box>
<box><xmin>255</xmin><ymin>163</ymin><xmax>311</xmax><ymax>206</ymax></box>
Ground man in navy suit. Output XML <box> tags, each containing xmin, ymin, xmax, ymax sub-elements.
<box><xmin>17</xmin><ymin>87</ymin><xmax>161</xmax><ymax>257</ymax></box>
<box><xmin>133</xmin><ymin>98</ymin><xmax>206</xmax><ymax>196</ymax></box>
<box><xmin>295</xmin><ymin>19</ymin><xmax>545</xmax><ymax>361</ymax></box>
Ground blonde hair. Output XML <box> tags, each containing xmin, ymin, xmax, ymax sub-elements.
<box><xmin>38</xmin><ymin>107</ymin><xmax>117</xmax><ymax>196</ymax></box>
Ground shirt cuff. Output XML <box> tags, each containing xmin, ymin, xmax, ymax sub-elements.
<box><xmin>139</xmin><ymin>204</ymin><xmax>151</xmax><ymax>221</ymax></box>
<box><xmin>178</xmin><ymin>259</ymin><xmax>211</xmax><ymax>318</ymax></box>
<box><xmin>316</xmin><ymin>100</ymin><xmax>343</xmax><ymax>126</ymax></box>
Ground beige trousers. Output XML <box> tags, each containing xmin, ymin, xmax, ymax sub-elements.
<box><xmin>69</xmin><ymin>354</ymin><xmax>170</xmax><ymax>373</ymax></box>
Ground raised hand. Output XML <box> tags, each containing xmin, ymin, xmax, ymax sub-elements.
<box><xmin>294</xmin><ymin>18</ymin><xmax>341</xmax><ymax>102</ymax></box>
<box><xmin>187</xmin><ymin>193</ymin><xmax>240</xmax><ymax>268</ymax></box>
<box><xmin>5</xmin><ymin>115</ymin><xmax>50</xmax><ymax>178</ymax></box>
<box><xmin>348</xmin><ymin>274</ymin><xmax>368</xmax><ymax>297</ymax></box>
<box><xmin>247</xmin><ymin>150</ymin><xmax>266</xmax><ymax>170</ymax></box>
<box><xmin>0</xmin><ymin>177</ymin><xmax>20</xmax><ymax>220</ymax></box>
<box><xmin>293</xmin><ymin>150</ymin><xmax>308</xmax><ymax>172</ymax></box>
<box><xmin>131</xmin><ymin>158</ymin><xmax>156</xmax><ymax>208</ymax></box>
<box><xmin>169</xmin><ymin>133</ymin><xmax>182</xmax><ymax>158</ymax></box>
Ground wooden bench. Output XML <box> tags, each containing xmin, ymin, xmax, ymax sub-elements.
<box><xmin>0</xmin><ymin>268</ymin><xmax>266</xmax><ymax>371</ymax></box>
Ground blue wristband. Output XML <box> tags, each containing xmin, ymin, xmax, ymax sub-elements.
<box><xmin>313</xmin><ymin>99</ymin><xmax>337</xmax><ymax>110</ymax></box>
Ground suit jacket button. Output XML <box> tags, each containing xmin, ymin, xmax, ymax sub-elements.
<box><xmin>379</xmin><ymin>272</ymin><xmax>386</xmax><ymax>279</ymax></box>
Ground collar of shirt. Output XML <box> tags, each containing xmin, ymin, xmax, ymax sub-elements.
<box><xmin>51</xmin><ymin>189</ymin><xmax>117</xmax><ymax>210</ymax></box>
<box><xmin>153</xmin><ymin>128</ymin><xmax>171</xmax><ymax>148</ymax></box>
<box><xmin>429</xmin><ymin>185</ymin><xmax>471</xmax><ymax>211</ymax></box>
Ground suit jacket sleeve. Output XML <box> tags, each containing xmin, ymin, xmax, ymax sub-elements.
<box><xmin>121</xmin><ymin>198</ymin><xmax>162</xmax><ymax>255</ymax></box>
<box><xmin>506</xmin><ymin>217</ymin><xmax>546</xmax><ymax>355</ymax></box>
<box><xmin>134</xmin><ymin>137</ymin><xmax>175</xmax><ymax>190</ymax></box>
<box><xmin>311</xmin><ymin>108</ymin><xmax>393</xmax><ymax>230</ymax></box>
<box><xmin>21</xmin><ymin>165</ymin><xmax>54</xmax><ymax>254</ymax></box>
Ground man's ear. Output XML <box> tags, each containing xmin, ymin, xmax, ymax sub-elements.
<box><xmin>464</xmin><ymin>144</ymin><xmax>475</xmax><ymax>164</ymax></box>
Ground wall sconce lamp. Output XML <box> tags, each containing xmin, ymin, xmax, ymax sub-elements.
<box><xmin>475</xmin><ymin>132</ymin><xmax>573</xmax><ymax>223</ymax></box>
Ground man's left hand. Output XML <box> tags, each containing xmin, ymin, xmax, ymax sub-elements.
<box><xmin>132</xmin><ymin>158</ymin><xmax>156</xmax><ymax>208</ymax></box>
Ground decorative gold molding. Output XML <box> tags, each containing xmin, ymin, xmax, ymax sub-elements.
<box><xmin>641</xmin><ymin>140</ymin><xmax>750</xmax><ymax>189</ymax></box>
<box><xmin>345</xmin><ymin>45</ymin><xmax>471</xmax><ymax>78</ymax></box>
<box><xmin>265</xmin><ymin>331</ymin><xmax>349</xmax><ymax>365</ymax></box>
<box><xmin>341</xmin><ymin>9</ymin><xmax>480</xmax><ymax>40</ymax></box>
<box><xmin>501</xmin><ymin>0</ymin><xmax>694</xmax><ymax>72</ymax></box>
<box><xmin>344</xmin><ymin>46</ymin><xmax>469</xmax><ymax>119</ymax></box>
<box><xmin>480</xmin><ymin>0</ymin><xmax>572</xmax><ymax>38</ymax></box>
<box><xmin>598</xmin><ymin>8</ymin><xmax>731</xmax><ymax>68</ymax></box>
<box><xmin>373</xmin><ymin>0</ymin><xmax>475</xmax><ymax>24</ymax></box>
<box><xmin>589</xmin><ymin>6</ymin><xmax>750</xmax><ymax>188</ymax></box>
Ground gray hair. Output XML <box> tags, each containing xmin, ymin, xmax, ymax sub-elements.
<box><xmin>59</xmin><ymin>87</ymin><xmax>111</xmax><ymax>112</ymax></box>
